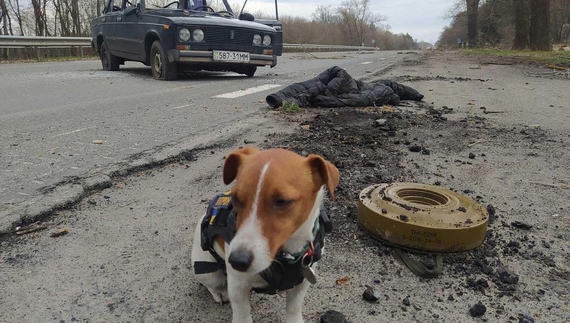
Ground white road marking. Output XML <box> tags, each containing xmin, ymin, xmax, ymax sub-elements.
<box><xmin>50</xmin><ymin>127</ymin><xmax>94</xmax><ymax>138</ymax></box>
<box><xmin>172</xmin><ymin>104</ymin><xmax>192</xmax><ymax>110</ymax></box>
<box><xmin>361</xmin><ymin>61</ymin><xmax>373</xmax><ymax>65</ymax></box>
<box><xmin>214</xmin><ymin>84</ymin><xmax>282</xmax><ymax>99</ymax></box>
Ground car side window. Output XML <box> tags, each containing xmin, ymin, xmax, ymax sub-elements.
<box><xmin>124</xmin><ymin>0</ymin><xmax>139</xmax><ymax>8</ymax></box>
<box><xmin>110</xmin><ymin>0</ymin><xmax>122</xmax><ymax>12</ymax></box>
<box><xmin>146</xmin><ymin>0</ymin><xmax>179</xmax><ymax>9</ymax></box>
<box><xmin>190</xmin><ymin>0</ymin><xmax>206</xmax><ymax>10</ymax></box>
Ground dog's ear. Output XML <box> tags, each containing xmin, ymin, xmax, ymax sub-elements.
<box><xmin>306</xmin><ymin>155</ymin><xmax>340</xmax><ymax>200</ymax></box>
<box><xmin>223</xmin><ymin>147</ymin><xmax>260</xmax><ymax>185</ymax></box>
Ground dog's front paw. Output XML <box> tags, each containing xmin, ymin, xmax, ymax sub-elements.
<box><xmin>211</xmin><ymin>290</ymin><xmax>230</xmax><ymax>305</ymax></box>
<box><xmin>219</xmin><ymin>290</ymin><xmax>229</xmax><ymax>305</ymax></box>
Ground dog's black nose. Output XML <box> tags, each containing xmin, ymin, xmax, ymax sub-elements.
<box><xmin>228</xmin><ymin>249</ymin><xmax>254</xmax><ymax>272</ymax></box>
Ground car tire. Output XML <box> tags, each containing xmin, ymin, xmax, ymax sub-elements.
<box><xmin>245</xmin><ymin>66</ymin><xmax>257</xmax><ymax>77</ymax></box>
<box><xmin>150</xmin><ymin>40</ymin><xmax>177</xmax><ymax>81</ymax></box>
<box><xmin>100</xmin><ymin>41</ymin><xmax>120</xmax><ymax>71</ymax></box>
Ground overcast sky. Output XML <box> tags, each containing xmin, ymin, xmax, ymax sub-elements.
<box><xmin>241</xmin><ymin>0</ymin><xmax>455</xmax><ymax>45</ymax></box>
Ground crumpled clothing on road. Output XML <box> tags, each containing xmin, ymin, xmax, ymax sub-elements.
<box><xmin>266</xmin><ymin>66</ymin><xmax>424</xmax><ymax>108</ymax></box>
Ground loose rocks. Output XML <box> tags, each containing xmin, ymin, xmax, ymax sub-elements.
<box><xmin>320</xmin><ymin>310</ymin><xmax>349</xmax><ymax>323</ymax></box>
<box><xmin>498</xmin><ymin>271</ymin><xmax>519</xmax><ymax>285</ymax></box>
<box><xmin>469</xmin><ymin>302</ymin><xmax>487</xmax><ymax>317</ymax></box>
<box><xmin>467</xmin><ymin>278</ymin><xmax>489</xmax><ymax>292</ymax></box>
<box><xmin>511</xmin><ymin>221</ymin><xmax>533</xmax><ymax>230</ymax></box>
<box><xmin>362</xmin><ymin>287</ymin><xmax>380</xmax><ymax>303</ymax></box>
<box><xmin>409</xmin><ymin>145</ymin><xmax>422</xmax><ymax>152</ymax></box>
<box><xmin>486</xmin><ymin>204</ymin><xmax>496</xmax><ymax>223</ymax></box>
<box><xmin>519</xmin><ymin>314</ymin><xmax>535</xmax><ymax>323</ymax></box>
<box><xmin>375</xmin><ymin>119</ymin><xmax>387</xmax><ymax>127</ymax></box>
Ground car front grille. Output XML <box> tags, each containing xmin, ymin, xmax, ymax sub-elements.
<box><xmin>204</xmin><ymin>27</ymin><xmax>256</xmax><ymax>45</ymax></box>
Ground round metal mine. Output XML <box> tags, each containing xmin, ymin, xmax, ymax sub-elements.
<box><xmin>357</xmin><ymin>183</ymin><xmax>489</xmax><ymax>253</ymax></box>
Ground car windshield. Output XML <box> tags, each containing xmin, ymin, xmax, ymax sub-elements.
<box><xmin>145</xmin><ymin>0</ymin><xmax>219</xmax><ymax>11</ymax></box>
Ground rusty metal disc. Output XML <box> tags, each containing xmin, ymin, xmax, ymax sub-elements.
<box><xmin>357</xmin><ymin>183</ymin><xmax>489</xmax><ymax>253</ymax></box>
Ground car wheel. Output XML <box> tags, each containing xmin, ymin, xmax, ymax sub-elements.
<box><xmin>150</xmin><ymin>40</ymin><xmax>177</xmax><ymax>81</ymax></box>
<box><xmin>245</xmin><ymin>66</ymin><xmax>257</xmax><ymax>77</ymax></box>
<box><xmin>100</xmin><ymin>41</ymin><xmax>120</xmax><ymax>71</ymax></box>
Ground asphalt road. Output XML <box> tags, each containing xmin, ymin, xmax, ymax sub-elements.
<box><xmin>0</xmin><ymin>50</ymin><xmax>403</xmax><ymax>230</ymax></box>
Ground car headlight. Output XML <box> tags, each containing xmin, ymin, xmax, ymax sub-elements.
<box><xmin>193</xmin><ymin>29</ymin><xmax>204</xmax><ymax>42</ymax></box>
<box><xmin>263</xmin><ymin>35</ymin><xmax>272</xmax><ymax>46</ymax></box>
<box><xmin>253</xmin><ymin>34</ymin><xmax>261</xmax><ymax>46</ymax></box>
<box><xmin>179</xmin><ymin>28</ymin><xmax>191</xmax><ymax>42</ymax></box>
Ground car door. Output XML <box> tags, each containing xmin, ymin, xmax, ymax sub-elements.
<box><xmin>101</xmin><ymin>0</ymin><xmax>123</xmax><ymax>53</ymax></box>
<box><xmin>115</xmin><ymin>0</ymin><xmax>142</xmax><ymax>58</ymax></box>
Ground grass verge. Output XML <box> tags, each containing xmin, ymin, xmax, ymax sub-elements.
<box><xmin>460</xmin><ymin>48</ymin><xmax>570</xmax><ymax>67</ymax></box>
<box><xmin>0</xmin><ymin>55</ymin><xmax>99</xmax><ymax>64</ymax></box>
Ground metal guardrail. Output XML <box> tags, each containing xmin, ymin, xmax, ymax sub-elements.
<box><xmin>284</xmin><ymin>43</ymin><xmax>377</xmax><ymax>51</ymax></box>
<box><xmin>0</xmin><ymin>35</ymin><xmax>376</xmax><ymax>51</ymax></box>
<box><xmin>0</xmin><ymin>36</ymin><xmax>92</xmax><ymax>48</ymax></box>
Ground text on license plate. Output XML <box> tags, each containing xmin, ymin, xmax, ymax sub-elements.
<box><xmin>213</xmin><ymin>51</ymin><xmax>250</xmax><ymax>63</ymax></box>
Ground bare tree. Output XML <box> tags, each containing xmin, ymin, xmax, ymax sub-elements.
<box><xmin>71</xmin><ymin>0</ymin><xmax>80</xmax><ymax>35</ymax></box>
<box><xmin>312</xmin><ymin>5</ymin><xmax>339</xmax><ymax>24</ymax></box>
<box><xmin>7</xmin><ymin>0</ymin><xmax>24</xmax><ymax>35</ymax></box>
<box><xmin>1</xmin><ymin>0</ymin><xmax>14</xmax><ymax>35</ymax></box>
<box><xmin>550</xmin><ymin>0</ymin><xmax>570</xmax><ymax>44</ymax></box>
<box><xmin>31</xmin><ymin>0</ymin><xmax>47</xmax><ymax>35</ymax></box>
<box><xmin>53</xmin><ymin>0</ymin><xmax>70</xmax><ymax>36</ymax></box>
<box><xmin>80</xmin><ymin>0</ymin><xmax>104</xmax><ymax>36</ymax></box>
<box><xmin>337</xmin><ymin>0</ymin><xmax>385</xmax><ymax>46</ymax></box>
<box><xmin>466</xmin><ymin>0</ymin><xmax>480</xmax><ymax>46</ymax></box>
<box><xmin>529</xmin><ymin>0</ymin><xmax>551</xmax><ymax>50</ymax></box>
<box><xmin>512</xmin><ymin>0</ymin><xmax>529</xmax><ymax>49</ymax></box>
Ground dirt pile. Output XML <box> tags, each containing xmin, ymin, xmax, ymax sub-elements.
<box><xmin>267</xmin><ymin>99</ymin><xmax>569</xmax><ymax>321</ymax></box>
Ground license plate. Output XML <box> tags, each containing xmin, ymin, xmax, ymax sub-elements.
<box><xmin>213</xmin><ymin>51</ymin><xmax>250</xmax><ymax>63</ymax></box>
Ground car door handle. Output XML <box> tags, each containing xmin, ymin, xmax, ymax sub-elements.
<box><xmin>117</xmin><ymin>16</ymin><xmax>122</xmax><ymax>22</ymax></box>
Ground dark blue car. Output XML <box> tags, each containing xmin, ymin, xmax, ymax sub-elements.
<box><xmin>91</xmin><ymin>0</ymin><xmax>283</xmax><ymax>80</ymax></box>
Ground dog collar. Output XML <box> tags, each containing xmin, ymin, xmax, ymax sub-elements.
<box><xmin>280</xmin><ymin>217</ymin><xmax>320</xmax><ymax>267</ymax></box>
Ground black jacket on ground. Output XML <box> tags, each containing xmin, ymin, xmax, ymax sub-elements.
<box><xmin>266</xmin><ymin>66</ymin><xmax>424</xmax><ymax>108</ymax></box>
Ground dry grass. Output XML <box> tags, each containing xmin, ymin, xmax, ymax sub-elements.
<box><xmin>460</xmin><ymin>48</ymin><xmax>570</xmax><ymax>66</ymax></box>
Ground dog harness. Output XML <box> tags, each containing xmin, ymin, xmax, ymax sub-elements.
<box><xmin>193</xmin><ymin>192</ymin><xmax>333</xmax><ymax>295</ymax></box>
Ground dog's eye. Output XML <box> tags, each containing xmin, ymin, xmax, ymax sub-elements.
<box><xmin>274</xmin><ymin>198</ymin><xmax>293</xmax><ymax>208</ymax></box>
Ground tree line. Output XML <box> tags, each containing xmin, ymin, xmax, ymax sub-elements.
<box><xmin>0</xmin><ymin>0</ymin><xmax>102</xmax><ymax>37</ymax></box>
<box><xmin>0</xmin><ymin>0</ymin><xmax>419</xmax><ymax>50</ymax></box>
<box><xmin>281</xmin><ymin>0</ymin><xmax>418</xmax><ymax>50</ymax></box>
<box><xmin>438</xmin><ymin>0</ymin><xmax>570</xmax><ymax>50</ymax></box>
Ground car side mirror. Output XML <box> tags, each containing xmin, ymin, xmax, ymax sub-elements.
<box><xmin>239</xmin><ymin>13</ymin><xmax>255</xmax><ymax>21</ymax></box>
<box><xmin>124</xmin><ymin>5</ymin><xmax>138</xmax><ymax>16</ymax></box>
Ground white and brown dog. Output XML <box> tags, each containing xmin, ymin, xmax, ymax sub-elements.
<box><xmin>191</xmin><ymin>147</ymin><xmax>339</xmax><ymax>323</ymax></box>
